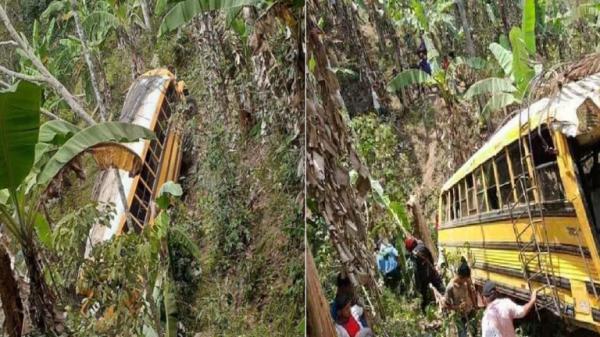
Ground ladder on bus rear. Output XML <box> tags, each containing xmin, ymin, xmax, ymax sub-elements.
<box><xmin>507</xmin><ymin>110</ymin><xmax>562</xmax><ymax>316</ymax></box>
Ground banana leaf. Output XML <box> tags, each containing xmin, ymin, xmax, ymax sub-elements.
<box><xmin>489</xmin><ymin>43</ymin><xmax>513</xmax><ymax>79</ymax></box>
<box><xmin>0</xmin><ymin>81</ymin><xmax>42</xmax><ymax>192</ymax></box>
<box><xmin>388</xmin><ymin>69</ymin><xmax>432</xmax><ymax>92</ymax></box>
<box><xmin>464</xmin><ymin>77</ymin><xmax>517</xmax><ymax>100</ymax></box>
<box><xmin>521</xmin><ymin>0</ymin><xmax>536</xmax><ymax>54</ymax></box>
<box><xmin>39</xmin><ymin>120</ymin><xmax>80</xmax><ymax>145</ymax></box>
<box><xmin>481</xmin><ymin>92</ymin><xmax>519</xmax><ymax>120</ymax></box>
<box><xmin>37</xmin><ymin>122</ymin><xmax>155</xmax><ymax>186</ymax></box>
<box><xmin>158</xmin><ymin>0</ymin><xmax>263</xmax><ymax>36</ymax></box>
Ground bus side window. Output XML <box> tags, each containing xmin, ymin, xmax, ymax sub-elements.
<box><xmin>508</xmin><ymin>142</ymin><xmax>534</xmax><ymax>203</ymax></box>
<box><xmin>495</xmin><ymin>152</ymin><xmax>514</xmax><ymax>206</ymax></box>
<box><xmin>441</xmin><ymin>192</ymin><xmax>447</xmax><ymax>224</ymax></box>
<box><xmin>483</xmin><ymin>160</ymin><xmax>499</xmax><ymax>211</ymax></box>
<box><xmin>475</xmin><ymin>168</ymin><xmax>486</xmax><ymax>213</ymax></box>
<box><xmin>466</xmin><ymin>174</ymin><xmax>477</xmax><ymax>216</ymax></box>
<box><xmin>452</xmin><ymin>186</ymin><xmax>459</xmax><ymax>220</ymax></box>
<box><xmin>531</xmin><ymin>129</ymin><xmax>566</xmax><ymax>202</ymax></box>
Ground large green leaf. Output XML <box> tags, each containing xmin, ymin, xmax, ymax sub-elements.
<box><xmin>387</xmin><ymin>69</ymin><xmax>432</xmax><ymax>92</ymax></box>
<box><xmin>155</xmin><ymin>0</ymin><xmax>168</xmax><ymax>15</ymax></box>
<box><xmin>411</xmin><ymin>0</ymin><xmax>428</xmax><ymax>31</ymax></box>
<box><xmin>35</xmin><ymin>213</ymin><xmax>53</xmax><ymax>249</ymax></box>
<box><xmin>37</xmin><ymin>122</ymin><xmax>156</xmax><ymax>185</ymax></box>
<box><xmin>510</xmin><ymin>27</ymin><xmax>535</xmax><ymax>94</ymax></box>
<box><xmin>522</xmin><ymin>0</ymin><xmax>536</xmax><ymax>53</ymax></box>
<box><xmin>0</xmin><ymin>81</ymin><xmax>42</xmax><ymax>192</ymax></box>
<box><xmin>225</xmin><ymin>7</ymin><xmax>242</xmax><ymax>28</ymax></box>
<box><xmin>489</xmin><ymin>43</ymin><xmax>513</xmax><ymax>78</ymax></box>
<box><xmin>158</xmin><ymin>0</ymin><xmax>263</xmax><ymax>36</ymax></box>
<box><xmin>464</xmin><ymin>77</ymin><xmax>517</xmax><ymax>100</ymax></box>
<box><xmin>83</xmin><ymin>11</ymin><xmax>120</xmax><ymax>32</ymax></box>
<box><xmin>41</xmin><ymin>1</ymin><xmax>66</xmax><ymax>19</ymax></box>
<box><xmin>163</xmin><ymin>279</ymin><xmax>178</xmax><ymax>337</ymax></box>
<box><xmin>170</xmin><ymin>226</ymin><xmax>202</xmax><ymax>261</ymax></box>
<box><xmin>156</xmin><ymin>181</ymin><xmax>183</xmax><ymax>210</ymax></box>
<box><xmin>39</xmin><ymin>120</ymin><xmax>80</xmax><ymax>145</ymax></box>
<box><xmin>481</xmin><ymin>92</ymin><xmax>519</xmax><ymax>120</ymax></box>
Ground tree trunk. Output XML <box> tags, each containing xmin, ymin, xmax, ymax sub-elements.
<box><xmin>456</xmin><ymin>0</ymin><xmax>475</xmax><ymax>57</ymax></box>
<box><xmin>306</xmin><ymin>249</ymin><xmax>337</xmax><ymax>337</ymax></box>
<box><xmin>140</xmin><ymin>0</ymin><xmax>152</xmax><ymax>31</ymax></box>
<box><xmin>407</xmin><ymin>194</ymin><xmax>437</xmax><ymax>262</ymax></box>
<box><xmin>0</xmin><ymin>4</ymin><xmax>95</xmax><ymax>126</ymax></box>
<box><xmin>70</xmin><ymin>0</ymin><xmax>107</xmax><ymax>122</ymax></box>
<box><xmin>0</xmin><ymin>238</ymin><xmax>23</xmax><ymax>337</ymax></box>
<box><xmin>22</xmin><ymin>242</ymin><xmax>60</xmax><ymax>334</ymax></box>
<box><xmin>307</xmin><ymin>2</ymin><xmax>382</xmax><ymax>318</ymax></box>
<box><xmin>498</xmin><ymin>0</ymin><xmax>511</xmax><ymax>41</ymax></box>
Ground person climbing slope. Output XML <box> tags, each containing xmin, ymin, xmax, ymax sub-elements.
<box><xmin>445</xmin><ymin>258</ymin><xmax>477</xmax><ymax>337</ymax></box>
<box><xmin>405</xmin><ymin>236</ymin><xmax>445</xmax><ymax>314</ymax></box>
<box><xmin>376</xmin><ymin>238</ymin><xmax>402</xmax><ymax>293</ymax></box>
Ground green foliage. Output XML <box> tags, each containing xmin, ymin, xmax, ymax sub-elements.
<box><xmin>388</xmin><ymin>69</ymin><xmax>433</xmax><ymax>92</ymax></box>
<box><xmin>37</xmin><ymin>122</ymin><xmax>156</xmax><ymax>185</ymax></box>
<box><xmin>0</xmin><ymin>81</ymin><xmax>42</xmax><ymax>191</ymax></box>
<box><xmin>156</xmin><ymin>181</ymin><xmax>184</xmax><ymax>210</ymax></box>
<box><xmin>157</xmin><ymin>0</ymin><xmax>264</xmax><ymax>36</ymax></box>
<box><xmin>38</xmin><ymin>119</ymin><xmax>80</xmax><ymax>145</ymax></box>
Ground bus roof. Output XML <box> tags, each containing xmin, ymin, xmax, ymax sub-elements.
<box><xmin>442</xmin><ymin>72</ymin><xmax>600</xmax><ymax>192</ymax></box>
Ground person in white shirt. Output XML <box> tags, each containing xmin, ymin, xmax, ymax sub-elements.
<box><xmin>481</xmin><ymin>281</ymin><xmax>537</xmax><ymax>337</ymax></box>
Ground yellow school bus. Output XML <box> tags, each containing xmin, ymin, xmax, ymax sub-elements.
<box><xmin>82</xmin><ymin>68</ymin><xmax>188</xmax><ymax>318</ymax></box>
<box><xmin>438</xmin><ymin>72</ymin><xmax>600</xmax><ymax>332</ymax></box>
<box><xmin>89</xmin><ymin>68</ymin><xmax>186</xmax><ymax>244</ymax></box>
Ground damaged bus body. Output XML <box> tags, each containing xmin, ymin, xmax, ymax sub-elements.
<box><xmin>438</xmin><ymin>72</ymin><xmax>600</xmax><ymax>332</ymax></box>
<box><xmin>89</xmin><ymin>68</ymin><xmax>187</xmax><ymax>246</ymax></box>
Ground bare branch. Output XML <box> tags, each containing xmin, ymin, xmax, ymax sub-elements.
<box><xmin>0</xmin><ymin>65</ymin><xmax>47</xmax><ymax>83</ymax></box>
<box><xmin>0</xmin><ymin>40</ymin><xmax>17</xmax><ymax>46</ymax></box>
<box><xmin>0</xmin><ymin>4</ymin><xmax>96</xmax><ymax>126</ymax></box>
<box><xmin>40</xmin><ymin>108</ymin><xmax>64</xmax><ymax>121</ymax></box>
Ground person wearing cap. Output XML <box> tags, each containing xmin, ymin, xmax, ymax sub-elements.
<box><xmin>330</xmin><ymin>273</ymin><xmax>369</xmax><ymax>328</ymax></box>
<box><xmin>445</xmin><ymin>258</ymin><xmax>477</xmax><ymax>337</ymax></box>
<box><xmin>405</xmin><ymin>236</ymin><xmax>445</xmax><ymax>313</ymax></box>
<box><xmin>481</xmin><ymin>281</ymin><xmax>537</xmax><ymax>337</ymax></box>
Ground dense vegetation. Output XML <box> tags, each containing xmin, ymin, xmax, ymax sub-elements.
<box><xmin>0</xmin><ymin>0</ymin><xmax>304</xmax><ymax>336</ymax></box>
<box><xmin>307</xmin><ymin>0</ymin><xmax>600</xmax><ymax>336</ymax></box>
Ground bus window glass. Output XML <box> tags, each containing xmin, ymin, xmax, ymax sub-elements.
<box><xmin>459</xmin><ymin>181</ymin><xmax>467</xmax><ymax>218</ymax></box>
<box><xmin>453</xmin><ymin>186</ymin><xmax>460</xmax><ymax>219</ymax></box>
<box><xmin>508</xmin><ymin>141</ymin><xmax>534</xmax><ymax>203</ymax></box>
<box><xmin>476</xmin><ymin>167</ymin><xmax>487</xmax><ymax>213</ymax></box>
<box><xmin>531</xmin><ymin>129</ymin><xmax>565</xmax><ymax>202</ymax></box>
<box><xmin>483</xmin><ymin>160</ymin><xmax>499</xmax><ymax>210</ymax></box>
<box><xmin>466</xmin><ymin>174</ymin><xmax>477</xmax><ymax>216</ymax></box>
<box><xmin>496</xmin><ymin>152</ymin><xmax>514</xmax><ymax>205</ymax></box>
<box><xmin>441</xmin><ymin>192</ymin><xmax>447</xmax><ymax>223</ymax></box>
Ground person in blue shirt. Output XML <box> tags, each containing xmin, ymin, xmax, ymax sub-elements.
<box><xmin>376</xmin><ymin>239</ymin><xmax>402</xmax><ymax>292</ymax></box>
<box><xmin>330</xmin><ymin>273</ymin><xmax>369</xmax><ymax>328</ymax></box>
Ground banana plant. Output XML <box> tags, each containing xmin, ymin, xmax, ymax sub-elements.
<box><xmin>156</xmin><ymin>0</ymin><xmax>267</xmax><ymax>36</ymax></box>
<box><xmin>0</xmin><ymin>81</ymin><xmax>155</xmax><ymax>333</ymax></box>
<box><xmin>462</xmin><ymin>0</ymin><xmax>541</xmax><ymax>120</ymax></box>
<box><xmin>387</xmin><ymin>53</ymin><xmax>487</xmax><ymax>106</ymax></box>
<box><xmin>147</xmin><ymin>181</ymin><xmax>201</xmax><ymax>337</ymax></box>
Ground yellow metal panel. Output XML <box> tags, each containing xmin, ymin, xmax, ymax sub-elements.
<box><xmin>572</xmin><ymin>280</ymin><xmax>591</xmax><ymax>315</ymax></box>
<box><xmin>439</xmin><ymin>217</ymin><xmax>584</xmax><ymax>248</ymax></box>
<box><xmin>554</xmin><ymin>132</ymin><xmax>600</xmax><ymax>281</ymax></box>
